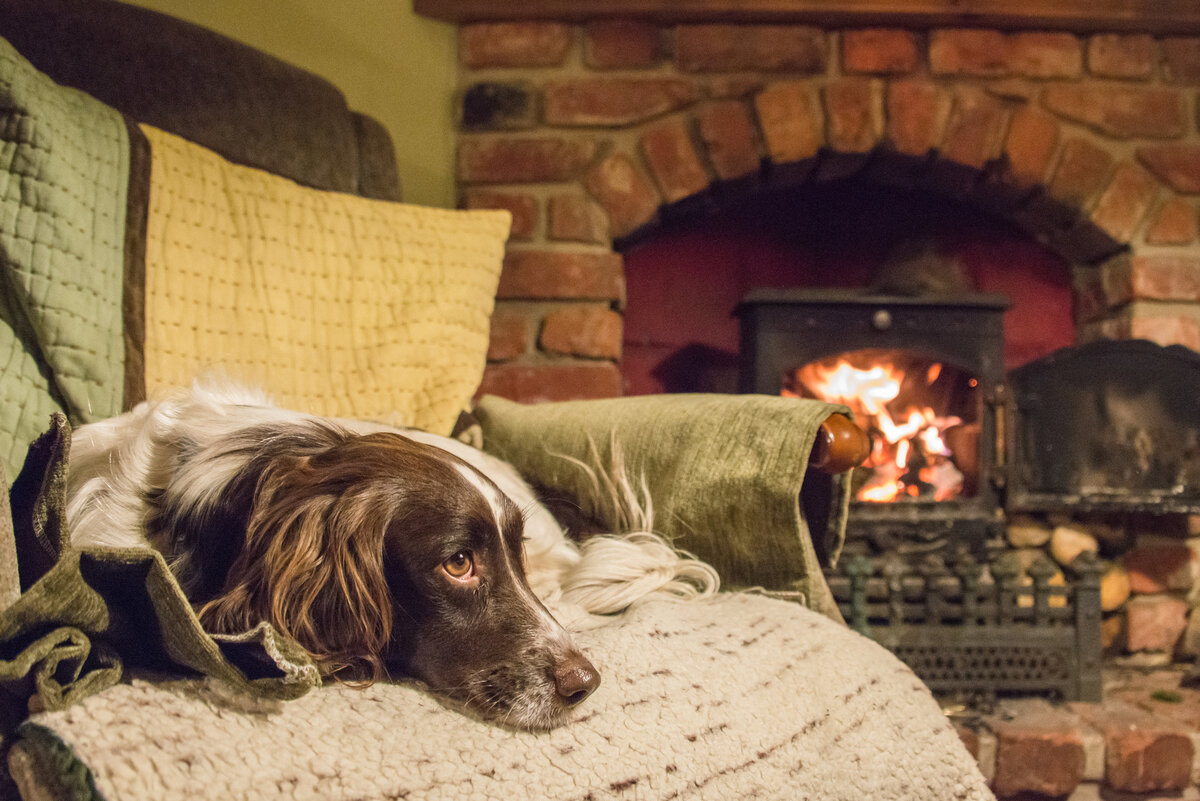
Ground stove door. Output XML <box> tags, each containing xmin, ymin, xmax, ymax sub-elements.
<box><xmin>1004</xmin><ymin>339</ymin><xmax>1200</xmax><ymax>515</ymax></box>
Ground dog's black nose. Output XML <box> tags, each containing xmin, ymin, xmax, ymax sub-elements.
<box><xmin>554</xmin><ymin>653</ymin><xmax>600</xmax><ymax>706</ymax></box>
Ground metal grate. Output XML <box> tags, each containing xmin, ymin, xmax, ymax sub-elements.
<box><xmin>827</xmin><ymin>551</ymin><xmax>1103</xmax><ymax>701</ymax></box>
<box><xmin>889</xmin><ymin>641</ymin><xmax>1072</xmax><ymax>694</ymax></box>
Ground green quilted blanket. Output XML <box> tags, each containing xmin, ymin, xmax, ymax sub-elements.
<box><xmin>0</xmin><ymin>35</ymin><xmax>129</xmax><ymax>480</ymax></box>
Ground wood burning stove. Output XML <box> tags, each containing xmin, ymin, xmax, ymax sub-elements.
<box><xmin>737</xmin><ymin>288</ymin><xmax>1010</xmax><ymax>563</ymax></box>
<box><xmin>737</xmin><ymin>289</ymin><xmax>1200</xmax><ymax>702</ymax></box>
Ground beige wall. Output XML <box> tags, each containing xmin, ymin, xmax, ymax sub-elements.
<box><xmin>124</xmin><ymin>0</ymin><xmax>458</xmax><ymax>208</ymax></box>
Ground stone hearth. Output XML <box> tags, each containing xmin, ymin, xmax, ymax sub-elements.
<box><xmin>954</xmin><ymin>666</ymin><xmax>1200</xmax><ymax>799</ymax></box>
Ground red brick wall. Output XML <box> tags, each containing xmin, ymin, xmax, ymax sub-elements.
<box><xmin>456</xmin><ymin>22</ymin><xmax>1200</xmax><ymax>403</ymax></box>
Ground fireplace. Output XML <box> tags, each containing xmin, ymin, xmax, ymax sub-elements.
<box><xmin>430</xmin><ymin>3</ymin><xmax>1200</xmax><ymax>684</ymax></box>
<box><xmin>738</xmin><ymin>289</ymin><xmax>1200</xmax><ymax>552</ymax></box>
<box><xmin>734</xmin><ymin>286</ymin><xmax>1200</xmax><ymax>700</ymax></box>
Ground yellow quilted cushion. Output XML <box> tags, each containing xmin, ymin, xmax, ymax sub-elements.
<box><xmin>140</xmin><ymin>125</ymin><xmax>510</xmax><ymax>435</ymax></box>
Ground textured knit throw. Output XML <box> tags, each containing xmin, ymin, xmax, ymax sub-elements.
<box><xmin>18</xmin><ymin>594</ymin><xmax>992</xmax><ymax>801</ymax></box>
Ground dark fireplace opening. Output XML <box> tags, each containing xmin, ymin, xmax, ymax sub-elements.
<box><xmin>622</xmin><ymin>176</ymin><xmax>1071</xmax><ymax>573</ymax></box>
<box><xmin>621</xmin><ymin>177</ymin><xmax>1075</xmax><ymax>399</ymax></box>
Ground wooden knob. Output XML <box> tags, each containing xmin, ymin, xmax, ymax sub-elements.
<box><xmin>810</xmin><ymin>413</ymin><xmax>870</xmax><ymax>474</ymax></box>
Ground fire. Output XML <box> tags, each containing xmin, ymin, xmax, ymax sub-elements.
<box><xmin>789</xmin><ymin>354</ymin><xmax>966</xmax><ymax>503</ymax></box>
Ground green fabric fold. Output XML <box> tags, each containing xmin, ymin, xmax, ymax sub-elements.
<box><xmin>0</xmin><ymin>416</ymin><xmax>320</xmax><ymax>737</ymax></box>
<box><xmin>473</xmin><ymin>393</ymin><xmax>852</xmax><ymax>620</ymax></box>
<box><xmin>0</xmin><ymin>627</ymin><xmax>120</xmax><ymax>714</ymax></box>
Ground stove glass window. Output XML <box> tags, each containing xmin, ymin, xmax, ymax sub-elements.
<box><xmin>785</xmin><ymin>348</ymin><xmax>981</xmax><ymax>503</ymax></box>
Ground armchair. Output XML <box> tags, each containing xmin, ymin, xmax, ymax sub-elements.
<box><xmin>0</xmin><ymin>2</ymin><xmax>991</xmax><ymax>799</ymax></box>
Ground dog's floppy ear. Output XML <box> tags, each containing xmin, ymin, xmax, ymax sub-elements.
<box><xmin>197</xmin><ymin>455</ymin><xmax>394</xmax><ymax>680</ymax></box>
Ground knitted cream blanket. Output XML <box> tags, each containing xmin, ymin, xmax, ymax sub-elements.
<box><xmin>21</xmin><ymin>594</ymin><xmax>992</xmax><ymax>801</ymax></box>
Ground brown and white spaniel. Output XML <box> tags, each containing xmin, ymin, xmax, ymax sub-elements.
<box><xmin>64</xmin><ymin>381</ymin><xmax>716</xmax><ymax>730</ymax></box>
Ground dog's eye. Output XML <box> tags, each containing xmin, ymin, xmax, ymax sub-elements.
<box><xmin>442</xmin><ymin>551</ymin><xmax>475</xmax><ymax>580</ymax></box>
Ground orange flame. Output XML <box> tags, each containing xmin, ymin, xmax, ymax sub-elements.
<box><xmin>794</xmin><ymin>356</ymin><xmax>964</xmax><ymax>503</ymax></box>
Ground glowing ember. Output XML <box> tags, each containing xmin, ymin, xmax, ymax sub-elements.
<box><xmin>790</xmin><ymin>354</ymin><xmax>967</xmax><ymax>503</ymax></box>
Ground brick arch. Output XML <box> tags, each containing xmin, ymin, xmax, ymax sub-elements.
<box><xmin>587</xmin><ymin>78</ymin><xmax>1163</xmax><ymax>266</ymax></box>
<box><xmin>465</xmin><ymin>24</ymin><xmax>1200</xmax><ymax>402</ymax></box>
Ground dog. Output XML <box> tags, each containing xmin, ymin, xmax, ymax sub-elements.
<box><xmin>64</xmin><ymin>381</ymin><xmax>717</xmax><ymax>730</ymax></box>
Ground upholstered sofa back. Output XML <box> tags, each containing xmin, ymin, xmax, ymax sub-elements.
<box><xmin>0</xmin><ymin>0</ymin><xmax>402</xmax><ymax>201</ymax></box>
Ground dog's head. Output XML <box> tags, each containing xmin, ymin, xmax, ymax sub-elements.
<box><xmin>159</xmin><ymin>424</ymin><xmax>599</xmax><ymax>730</ymax></box>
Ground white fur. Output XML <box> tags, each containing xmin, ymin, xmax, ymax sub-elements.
<box><xmin>65</xmin><ymin>380</ymin><xmax>718</xmax><ymax>618</ymax></box>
